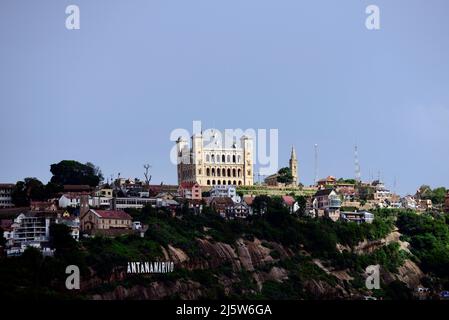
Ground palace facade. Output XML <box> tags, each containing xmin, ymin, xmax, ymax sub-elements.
<box><xmin>176</xmin><ymin>132</ymin><xmax>254</xmax><ymax>187</ymax></box>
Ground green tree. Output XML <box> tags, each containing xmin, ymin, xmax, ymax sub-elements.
<box><xmin>50</xmin><ymin>160</ymin><xmax>103</xmax><ymax>187</ymax></box>
<box><xmin>276</xmin><ymin>167</ymin><xmax>293</xmax><ymax>184</ymax></box>
<box><xmin>252</xmin><ymin>195</ymin><xmax>271</xmax><ymax>214</ymax></box>
<box><xmin>430</xmin><ymin>187</ymin><xmax>447</xmax><ymax>205</ymax></box>
<box><xmin>417</xmin><ymin>185</ymin><xmax>432</xmax><ymax>199</ymax></box>
<box><xmin>11</xmin><ymin>177</ymin><xmax>47</xmax><ymax>206</ymax></box>
<box><xmin>49</xmin><ymin>224</ymin><xmax>77</xmax><ymax>253</ymax></box>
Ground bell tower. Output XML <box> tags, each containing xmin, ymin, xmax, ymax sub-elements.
<box><xmin>289</xmin><ymin>146</ymin><xmax>298</xmax><ymax>186</ymax></box>
<box><xmin>240</xmin><ymin>135</ymin><xmax>254</xmax><ymax>185</ymax></box>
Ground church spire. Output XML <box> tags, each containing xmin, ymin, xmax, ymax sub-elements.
<box><xmin>290</xmin><ymin>146</ymin><xmax>297</xmax><ymax>160</ymax></box>
<box><xmin>289</xmin><ymin>146</ymin><xmax>298</xmax><ymax>186</ymax></box>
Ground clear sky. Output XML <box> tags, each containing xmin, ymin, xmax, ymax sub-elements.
<box><xmin>1</xmin><ymin>0</ymin><xmax>448</xmax><ymax>195</ymax></box>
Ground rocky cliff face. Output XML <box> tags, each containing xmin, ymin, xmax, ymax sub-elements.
<box><xmin>88</xmin><ymin>231</ymin><xmax>424</xmax><ymax>300</ymax></box>
<box><xmin>88</xmin><ymin>237</ymin><xmax>292</xmax><ymax>300</ymax></box>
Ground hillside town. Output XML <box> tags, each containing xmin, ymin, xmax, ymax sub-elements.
<box><xmin>1</xmin><ymin>135</ymin><xmax>448</xmax><ymax>259</ymax></box>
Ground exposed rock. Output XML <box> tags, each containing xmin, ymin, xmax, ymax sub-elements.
<box><xmin>85</xmin><ymin>232</ymin><xmax>422</xmax><ymax>300</ymax></box>
<box><xmin>196</xmin><ymin>239</ymin><xmax>242</xmax><ymax>271</ymax></box>
<box><xmin>267</xmin><ymin>267</ymin><xmax>288</xmax><ymax>282</ymax></box>
<box><xmin>304</xmin><ymin>279</ymin><xmax>348</xmax><ymax>300</ymax></box>
<box><xmin>236</xmin><ymin>238</ymin><xmax>273</xmax><ymax>271</ymax></box>
<box><xmin>337</xmin><ymin>230</ymin><xmax>411</xmax><ymax>255</ymax></box>
<box><xmin>395</xmin><ymin>259</ymin><xmax>424</xmax><ymax>288</ymax></box>
<box><xmin>167</xmin><ymin>244</ymin><xmax>190</xmax><ymax>264</ymax></box>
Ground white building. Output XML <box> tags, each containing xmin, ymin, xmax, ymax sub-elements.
<box><xmin>112</xmin><ymin>197</ymin><xmax>156</xmax><ymax>210</ymax></box>
<box><xmin>372</xmin><ymin>180</ymin><xmax>392</xmax><ymax>206</ymax></box>
<box><xmin>176</xmin><ymin>131</ymin><xmax>254</xmax><ymax>187</ymax></box>
<box><xmin>210</xmin><ymin>185</ymin><xmax>240</xmax><ymax>203</ymax></box>
<box><xmin>59</xmin><ymin>194</ymin><xmax>84</xmax><ymax>208</ymax></box>
<box><xmin>401</xmin><ymin>196</ymin><xmax>417</xmax><ymax>210</ymax></box>
<box><xmin>59</xmin><ymin>194</ymin><xmax>111</xmax><ymax>209</ymax></box>
<box><xmin>313</xmin><ymin>189</ymin><xmax>342</xmax><ymax>221</ymax></box>
<box><xmin>91</xmin><ymin>196</ymin><xmax>112</xmax><ymax>208</ymax></box>
<box><xmin>6</xmin><ymin>213</ymin><xmax>53</xmax><ymax>256</ymax></box>
<box><xmin>340</xmin><ymin>211</ymin><xmax>374</xmax><ymax>224</ymax></box>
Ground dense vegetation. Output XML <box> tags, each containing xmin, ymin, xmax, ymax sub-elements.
<box><xmin>2</xmin><ymin>197</ymin><xmax>447</xmax><ymax>300</ymax></box>
<box><xmin>416</xmin><ymin>185</ymin><xmax>448</xmax><ymax>205</ymax></box>
<box><xmin>396</xmin><ymin>211</ymin><xmax>449</xmax><ymax>288</ymax></box>
<box><xmin>50</xmin><ymin>160</ymin><xmax>103</xmax><ymax>187</ymax></box>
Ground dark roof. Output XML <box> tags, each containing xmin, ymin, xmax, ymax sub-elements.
<box><xmin>94</xmin><ymin>210</ymin><xmax>132</xmax><ymax>220</ymax></box>
<box><xmin>314</xmin><ymin>189</ymin><xmax>335</xmax><ymax>197</ymax></box>
<box><xmin>179</xmin><ymin>182</ymin><xmax>200</xmax><ymax>189</ymax></box>
<box><xmin>210</xmin><ymin>197</ymin><xmax>234</xmax><ymax>207</ymax></box>
<box><xmin>187</xmin><ymin>199</ymin><xmax>203</xmax><ymax>205</ymax></box>
<box><xmin>63</xmin><ymin>185</ymin><xmax>92</xmax><ymax>191</ymax></box>
<box><xmin>0</xmin><ymin>183</ymin><xmax>15</xmax><ymax>189</ymax></box>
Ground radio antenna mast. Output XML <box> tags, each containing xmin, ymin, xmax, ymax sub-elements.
<box><xmin>314</xmin><ymin>144</ymin><xmax>318</xmax><ymax>185</ymax></box>
<box><xmin>354</xmin><ymin>145</ymin><xmax>361</xmax><ymax>183</ymax></box>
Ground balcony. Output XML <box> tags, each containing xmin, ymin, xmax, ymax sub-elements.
<box><xmin>329</xmin><ymin>199</ymin><xmax>341</xmax><ymax>208</ymax></box>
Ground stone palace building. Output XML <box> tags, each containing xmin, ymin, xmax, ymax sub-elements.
<box><xmin>176</xmin><ymin>131</ymin><xmax>254</xmax><ymax>187</ymax></box>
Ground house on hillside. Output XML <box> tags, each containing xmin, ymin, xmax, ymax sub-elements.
<box><xmin>209</xmin><ymin>197</ymin><xmax>235</xmax><ymax>218</ymax></box>
<box><xmin>281</xmin><ymin>195</ymin><xmax>299</xmax><ymax>214</ymax></box>
<box><xmin>30</xmin><ymin>201</ymin><xmax>58</xmax><ymax>212</ymax></box>
<box><xmin>80</xmin><ymin>209</ymin><xmax>132</xmax><ymax>232</ymax></box>
<box><xmin>340</xmin><ymin>211</ymin><xmax>374</xmax><ymax>224</ymax></box>
<box><xmin>178</xmin><ymin>182</ymin><xmax>202</xmax><ymax>200</ymax></box>
<box><xmin>312</xmin><ymin>189</ymin><xmax>341</xmax><ymax>221</ymax></box>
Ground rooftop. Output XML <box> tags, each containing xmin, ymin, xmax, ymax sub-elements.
<box><xmin>93</xmin><ymin>210</ymin><xmax>132</xmax><ymax>220</ymax></box>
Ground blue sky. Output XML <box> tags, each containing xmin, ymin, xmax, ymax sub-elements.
<box><xmin>0</xmin><ymin>0</ymin><xmax>448</xmax><ymax>195</ymax></box>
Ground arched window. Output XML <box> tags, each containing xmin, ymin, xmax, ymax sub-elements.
<box><xmin>238</xmin><ymin>180</ymin><xmax>242</xmax><ymax>186</ymax></box>
<box><xmin>238</xmin><ymin>155</ymin><xmax>241</xmax><ymax>163</ymax></box>
<box><xmin>227</xmin><ymin>155</ymin><xmax>231</xmax><ymax>163</ymax></box>
<box><xmin>227</xmin><ymin>168</ymin><xmax>231</xmax><ymax>177</ymax></box>
<box><xmin>232</xmin><ymin>169</ymin><xmax>236</xmax><ymax>177</ymax></box>
<box><xmin>212</xmin><ymin>180</ymin><xmax>216</xmax><ymax>185</ymax></box>
<box><xmin>206</xmin><ymin>154</ymin><xmax>210</xmax><ymax>162</ymax></box>
<box><xmin>222</xmin><ymin>168</ymin><xmax>226</xmax><ymax>177</ymax></box>
<box><xmin>232</xmin><ymin>155</ymin><xmax>236</xmax><ymax>163</ymax></box>
<box><xmin>233</xmin><ymin>180</ymin><xmax>237</xmax><ymax>185</ymax></box>
<box><xmin>212</xmin><ymin>168</ymin><xmax>215</xmax><ymax>176</ymax></box>
<box><xmin>217</xmin><ymin>180</ymin><xmax>221</xmax><ymax>185</ymax></box>
<box><xmin>217</xmin><ymin>169</ymin><xmax>221</xmax><ymax>176</ymax></box>
<box><xmin>207</xmin><ymin>180</ymin><xmax>211</xmax><ymax>185</ymax></box>
<box><xmin>222</xmin><ymin>155</ymin><xmax>225</xmax><ymax>162</ymax></box>
<box><xmin>238</xmin><ymin>169</ymin><xmax>241</xmax><ymax>177</ymax></box>
<box><xmin>216</xmin><ymin>154</ymin><xmax>220</xmax><ymax>163</ymax></box>
<box><xmin>228</xmin><ymin>180</ymin><xmax>232</xmax><ymax>185</ymax></box>
<box><xmin>211</xmin><ymin>154</ymin><xmax>215</xmax><ymax>163</ymax></box>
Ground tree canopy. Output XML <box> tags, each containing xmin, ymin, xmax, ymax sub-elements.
<box><xmin>276</xmin><ymin>167</ymin><xmax>293</xmax><ymax>184</ymax></box>
<box><xmin>417</xmin><ymin>185</ymin><xmax>447</xmax><ymax>204</ymax></box>
<box><xmin>11</xmin><ymin>178</ymin><xmax>47</xmax><ymax>206</ymax></box>
<box><xmin>50</xmin><ymin>160</ymin><xmax>103</xmax><ymax>187</ymax></box>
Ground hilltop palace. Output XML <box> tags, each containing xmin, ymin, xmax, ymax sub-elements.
<box><xmin>176</xmin><ymin>130</ymin><xmax>299</xmax><ymax>187</ymax></box>
<box><xmin>176</xmin><ymin>131</ymin><xmax>254</xmax><ymax>187</ymax></box>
